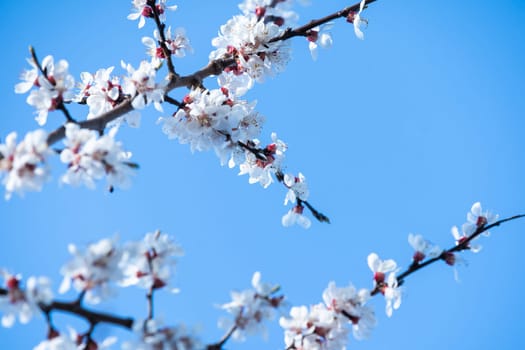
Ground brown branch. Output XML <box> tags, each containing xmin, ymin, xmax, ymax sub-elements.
<box><xmin>206</xmin><ymin>324</ymin><xmax>238</xmax><ymax>350</ymax></box>
<box><xmin>147</xmin><ymin>0</ymin><xmax>178</xmax><ymax>81</ymax></box>
<box><xmin>269</xmin><ymin>0</ymin><xmax>377</xmax><ymax>43</ymax></box>
<box><xmin>38</xmin><ymin>299</ymin><xmax>134</xmax><ymax>330</ymax></box>
<box><xmin>164</xmin><ymin>95</ymin><xmax>184</xmax><ymax>108</ymax></box>
<box><xmin>56</xmin><ymin>104</ymin><xmax>76</xmax><ymax>124</ymax></box>
<box><xmin>46</xmin><ymin>98</ymin><xmax>134</xmax><ymax>145</ymax></box>
<box><xmin>302</xmin><ymin>199</ymin><xmax>330</xmax><ymax>224</ymax></box>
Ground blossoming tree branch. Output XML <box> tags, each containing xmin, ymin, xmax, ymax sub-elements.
<box><xmin>0</xmin><ymin>0</ymin><xmax>523</xmax><ymax>349</ymax></box>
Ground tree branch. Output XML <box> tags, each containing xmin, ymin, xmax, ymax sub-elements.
<box><xmin>394</xmin><ymin>214</ymin><xmax>525</xmax><ymax>287</ymax></box>
<box><xmin>38</xmin><ymin>299</ymin><xmax>134</xmax><ymax>330</ymax></box>
<box><xmin>147</xmin><ymin>0</ymin><xmax>179</xmax><ymax>81</ymax></box>
<box><xmin>269</xmin><ymin>0</ymin><xmax>377</xmax><ymax>43</ymax></box>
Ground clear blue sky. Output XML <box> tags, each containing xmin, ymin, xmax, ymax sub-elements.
<box><xmin>1</xmin><ymin>0</ymin><xmax>524</xmax><ymax>349</ymax></box>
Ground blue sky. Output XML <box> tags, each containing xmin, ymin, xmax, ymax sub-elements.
<box><xmin>1</xmin><ymin>0</ymin><xmax>524</xmax><ymax>349</ymax></box>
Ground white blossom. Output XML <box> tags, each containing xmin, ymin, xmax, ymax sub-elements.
<box><xmin>121</xmin><ymin>60</ymin><xmax>165</xmax><ymax>112</ymax></box>
<box><xmin>58</xmin><ymin>236</ymin><xmax>122</xmax><ymax>304</ymax></box>
<box><xmin>0</xmin><ymin>130</ymin><xmax>51</xmax><ymax>200</ymax></box>
<box><xmin>119</xmin><ymin>230</ymin><xmax>184</xmax><ymax>292</ymax></box>
<box><xmin>350</xmin><ymin>0</ymin><xmax>368</xmax><ymax>40</ymax></box>
<box><xmin>462</xmin><ymin>202</ymin><xmax>498</xmax><ymax>236</ymax></box>
<box><xmin>367</xmin><ymin>255</ymin><xmax>402</xmax><ymax>317</ymax></box>
<box><xmin>14</xmin><ymin>57</ymin><xmax>39</xmax><ymax>94</ymax></box>
<box><xmin>16</xmin><ymin>55</ymin><xmax>76</xmax><ymax>126</ymax></box>
<box><xmin>383</xmin><ymin>272</ymin><xmax>402</xmax><ymax>317</ymax></box>
<box><xmin>282</xmin><ymin>205</ymin><xmax>311</xmax><ymax>229</ymax></box>
<box><xmin>219</xmin><ymin>271</ymin><xmax>284</xmax><ymax>341</ymax></box>
<box><xmin>451</xmin><ymin>225</ymin><xmax>482</xmax><ymax>253</ymax></box>
<box><xmin>322</xmin><ymin>281</ymin><xmax>376</xmax><ymax>340</ymax></box>
<box><xmin>0</xmin><ymin>271</ymin><xmax>53</xmax><ymax>328</ymax></box>
<box><xmin>367</xmin><ymin>252</ymin><xmax>397</xmax><ymax>286</ymax></box>
<box><xmin>284</xmin><ymin>172</ymin><xmax>309</xmax><ymax>205</ymax></box>
<box><xmin>128</xmin><ymin>0</ymin><xmax>177</xmax><ymax>29</ymax></box>
<box><xmin>307</xmin><ymin>24</ymin><xmax>333</xmax><ymax>60</ymax></box>
<box><xmin>143</xmin><ymin>26</ymin><xmax>192</xmax><ymax>65</ymax></box>
<box><xmin>408</xmin><ymin>233</ymin><xmax>442</xmax><ymax>262</ymax></box>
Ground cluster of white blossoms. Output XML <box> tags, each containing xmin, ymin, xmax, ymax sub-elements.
<box><xmin>0</xmin><ymin>231</ymin><xmax>194</xmax><ymax>349</ymax></box>
<box><xmin>60</xmin><ymin>123</ymin><xmax>135</xmax><ymax>190</ymax></box>
<box><xmin>0</xmin><ymin>130</ymin><xmax>51</xmax><ymax>200</ymax></box>
<box><xmin>121</xmin><ymin>59</ymin><xmax>166</xmax><ymax>111</ymax></box>
<box><xmin>0</xmin><ymin>203</ymin><xmax>508</xmax><ymax>349</ymax></box>
<box><xmin>280</xmin><ymin>304</ymin><xmax>350</xmax><ymax>350</ymax></box>
<box><xmin>119</xmin><ymin>230</ymin><xmax>184</xmax><ymax>292</ymax></box>
<box><xmin>210</xmin><ymin>0</ymin><xmax>368</xmax><ymax>95</ymax></box>
<box><xmin>0</xmin><ymin>235</ymin><xmax>285</xmax><ymax>349</ymax></box>
<box><xmin>15</xmin><ymin>55</ymin><xmax>76</xmax><ymax>126</ymax></box>
<box><xmin>209</xmin><ymin>0</ymin><xmax>302</xmax><ymax>95</ymax></box>
<box><xmin>157</xmin><ymin>83</ymin><xmax>312</xmax><ymax>227</ymax></box>
<box><xmin>75</xmin><ymin>66</ymin><xmax>131</xmax><ymax>123</ymax></box>
<box><xmin>159</xmin><ymin>87</ymin><xmax>264</xmax><ymax>163</ymax></box>
<box><xmin>219</xmin><ymin>271</ymin><xmax>285</xmax><ymax>341</ymax></box>
<box><xmin>57</xmin><ymin>231</ymin><xmax>183</xmax><ymax>303</ymax></box>
<box><xmin>0</xmin><ymin>123</ymin><xmax>136</xmax><ymax>198</ymax></box>
<box><xmin>58</xmin><ymin>236</ymin><xmax>123</xmax><ymax>304</ymax></box>
<box><xmin>280</xmin><ymin>281</ymin><xmax>375</xmax><ymax>350</ymax></box>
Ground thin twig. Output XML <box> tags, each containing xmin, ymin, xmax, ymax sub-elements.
<box><xmin>148</xmin><ymin>0</ymin><xmax>179</xmax><ymax>81</ymax></box>
<box><xmin>30</xmin><ymin>46</ymin><xmax>77</xmax><ymax>124</ymax></box>
<box><xmin>164</xmin><ymin>95</ymin><xmax>184</xmax><ymax>108</ymax></box>
<box><xmin>269</xmin><ymin>0</ymin><xmax>377</xmax><ymax>43</ymax></box>
<box><xmin>206</xmin><ymin>324</ymin><xmax>238</xmax><ymax>350</ymax></box>
<box><xmin>395</xmin><ymin>214</ymin><xmax>525</xmax><ymax>286</ymax></box>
